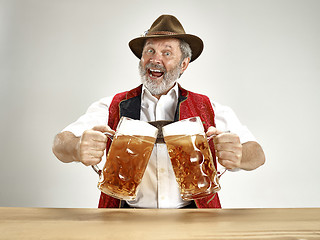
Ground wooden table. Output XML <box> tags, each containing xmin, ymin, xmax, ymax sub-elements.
<box><xmin>0</xmin><ymin>207</ymin><xmax>319</xmax><ymax>239</ymax></box>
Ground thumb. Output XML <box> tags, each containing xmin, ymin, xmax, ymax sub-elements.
<box><xmin>92</xmin><ymin>125</ymin><xmax>115</xmax><ymax>135</ymax></box>
<box><xmin>206</xmin><ymin>126</ymin><xmax>223</xmax><ymax>137</ymax></box>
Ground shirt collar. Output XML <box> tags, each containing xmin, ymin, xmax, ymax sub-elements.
<box><xmin>142</xmin><ymin>83</ymin><xmax>179</xmax><ymax>102</ymax></box>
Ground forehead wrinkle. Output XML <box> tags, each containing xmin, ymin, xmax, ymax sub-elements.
<box><xmin>145</xmin><ymin>39</ymin><xmax>179</xmax><ymax>48</ymax></box>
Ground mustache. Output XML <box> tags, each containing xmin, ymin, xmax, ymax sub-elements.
<box><xmin>144</xmin><ymin>63</ymin><xmax>167</xmax><ymax>73</ymax></box>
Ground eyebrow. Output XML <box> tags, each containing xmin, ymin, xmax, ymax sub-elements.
<box><xmin>145</xmin><ymin>41</ymin><xmax>173</xmax><ymax>49</ymax></box>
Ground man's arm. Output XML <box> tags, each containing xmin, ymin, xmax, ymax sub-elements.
<box><xmin>52</xmin><ymin>131</ymin><xmax>81</xmax><ymax>163</ymax></box>
<box><xmin>240</xmin><ymin>141</ymin><xmax>265</xmax><ymax>170</ymax></box>
<box><xmin>206</xmin><ymin>126</ymin><xmax>265</xmax><ymax>171</ymax></box>
<box><xmin>52</xmin><ymin>126</ymin><xmax>114</xmax><ymax>166</ymax></box>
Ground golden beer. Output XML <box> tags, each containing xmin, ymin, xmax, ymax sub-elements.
<box><xmin>98</xmin><ymin>134</ymin><xmax>156</xmax><ymax>200</ymax></box>
<box><xmin>164</xmin><ymin>134</ymin><xmax>221</xmax><ymax>200</ymax></box>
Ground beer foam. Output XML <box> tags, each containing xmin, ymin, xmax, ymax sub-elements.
<box><xmin>117</xmin><ymin>117</ymin><xmax>158</xmax><ymax>137</ymax></box>
<box><xmin>162</xmin><ymin>117</ymin><xmax>204</xmax><ymax>136</ymax></box>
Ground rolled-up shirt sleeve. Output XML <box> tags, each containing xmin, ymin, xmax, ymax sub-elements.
<box><xmin>212</xmin><ymin>101</ymin><xmax>256</xmax><ymax>144</ymax></box>
<box><xmin>62</xmin><ymin>96</ymin><xmax>113</xmax><ymax>137</ymax></box>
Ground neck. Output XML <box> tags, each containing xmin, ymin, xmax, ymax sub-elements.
<box><xmin>152</xmin><ymin>82</ymin><xmax>177</xmax><ymax>99</ymax></box>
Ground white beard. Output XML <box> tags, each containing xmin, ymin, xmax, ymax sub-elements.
<box><xmin>139</xmin><ymin>61</ymin><xmax>181</xmax><ymax>96</ymax></box>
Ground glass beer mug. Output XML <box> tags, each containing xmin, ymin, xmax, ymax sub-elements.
<box><xmin>162</xmin><ymin>117</ymin><xmax>223</xmax><ymax>200</ymax></box>
<box><xmin>93</xmin><ymin>117</ymin><xmax>158</xmax><ymax>200</ymax></box>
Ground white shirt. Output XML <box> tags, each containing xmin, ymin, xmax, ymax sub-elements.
<box><xmin>62</xmin><ymin>84</ymin><xmax>256</xmax><ymax>208</ymax></box>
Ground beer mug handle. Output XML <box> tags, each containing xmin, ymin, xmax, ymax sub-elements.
<box><xmin>207</xmin><ymin>134</ymin><xmax>227</xmax><ymax>178</ymax></box>
<box><xmin>217</xmin><ymin>166</ymin><xmax>227</xmax><ymax>178</ymax></box>
<box><xmin>91</xmin><ymin>131</ymin><xmax>114</xmax><ymax>175</ymax></box>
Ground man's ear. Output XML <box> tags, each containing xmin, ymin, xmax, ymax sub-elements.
<box><xmin>180</xmin><ymin>57</ymin><xmax>190</xmax><ymax>75</ymax></box>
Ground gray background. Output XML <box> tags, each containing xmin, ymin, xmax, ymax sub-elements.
<box><xmin>1</xmin><ymin>0</ymin><xmax>319</xmax><ymax>208</ymax></box>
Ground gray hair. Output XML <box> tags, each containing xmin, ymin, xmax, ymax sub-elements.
<box><xmin>179</xmin><ymin>39</ymin><xmax>192</xmax><ymax>64</ymax></box>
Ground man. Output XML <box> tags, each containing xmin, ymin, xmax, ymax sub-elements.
<box><xmin>52</xmin><ymin>15</ymin><xmax>265</xmax><ymax>209</ymax></box>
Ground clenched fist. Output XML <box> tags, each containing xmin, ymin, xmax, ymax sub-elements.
<box><xmin>206</xmin><ymin>126</ymin><xmax>242</xmax><ymax>170</ymax></box>
<box><xmin>77</xmin><ymin>126</ymin><xmax>115</xmax><ymax>166</ymax></box>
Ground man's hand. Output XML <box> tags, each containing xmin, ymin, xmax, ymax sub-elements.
<box><xmin>206</xmin><ymin>126</ymin><xmax>242</xmax><ymax>170</ymax></box>
<box><xmin>76</xmin><ymin>126</ymin><xmax>115</xmax><ymax>166</ymax></box>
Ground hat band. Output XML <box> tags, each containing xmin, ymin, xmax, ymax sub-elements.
<box><xmin>147</xmin><ymin>31</ymin><xmax>183</xmax><ymax>36</ymax></box>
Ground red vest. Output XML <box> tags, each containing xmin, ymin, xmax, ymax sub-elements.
<box><xmin>98</xmin><ymin>85</ymin><xmax>221</xmax><ymax>208</ymax></box>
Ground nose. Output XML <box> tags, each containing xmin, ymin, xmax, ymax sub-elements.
<box><xmin>149</xmin><ymin>52</ymin><xmax>162</xmax><ymax>65</ymax></box>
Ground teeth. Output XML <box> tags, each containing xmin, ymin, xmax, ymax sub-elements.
<box><xmin>150</xmin><ymin>69</ymin><xmax>161</xmax><ymax>72</ymax></box>
<box><xmin>148</xmin><ymin>68</ymin><xmax>164</xmax><ymax>78</ymax></box>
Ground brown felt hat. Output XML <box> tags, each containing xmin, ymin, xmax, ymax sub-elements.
<box><xmin>129</xmin><ymin>15</ymin><xmax>203</xmax><ymax>62</ymax></box>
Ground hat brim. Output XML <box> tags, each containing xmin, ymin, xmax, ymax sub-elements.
<box><xmin>129</xmin><ymin>34</ymin><xmax>203</xmax><ymax>62</ymax></box>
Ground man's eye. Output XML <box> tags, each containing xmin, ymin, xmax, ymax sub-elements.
<box><xmin>147</xmin><ymin>49</ymin><xmax>154</xmax><ymax>54</ymax></box>
<box><xmin>164</xmin><ymin>52</ymin><xmax>171</xmax><ymax>56</ymax></box>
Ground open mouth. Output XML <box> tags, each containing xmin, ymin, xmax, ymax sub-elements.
<box><xmin>148</xmin><ymin>68</ymin><xmax>164</xmax><ymax>79</ymax></box>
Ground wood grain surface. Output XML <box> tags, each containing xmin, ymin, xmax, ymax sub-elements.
<box><xmin>0</xmin><ymin>207</ymin><xmax>319</xmax><ymax>239</ymax></box>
